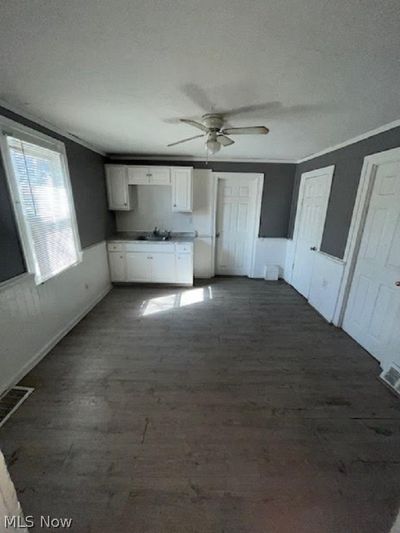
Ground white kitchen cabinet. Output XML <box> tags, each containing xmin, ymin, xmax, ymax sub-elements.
<box><xmin>128</xmin><ymin>166</ymin><xmax>171</xmax><ymax>185</ymax></box>
<box><xmin>176</xmin><ymin>253</ymin><xmax>193</xmax><ymax>284</ymax></box>
<box><xmin>126</xmin><ymin>252</ymin><xmax>152</xmax><ymax>282</ymax></box>
<box><xmin>108</xmin><ymin>252</ymin><xmax>126</xmax><ymax>281</ymax></box>
<box><xmin>107</xmin><ymin>241</ymin><xmax>193</xmax><ymax>285</ymax></box>
<box><xmin>106</xmin><ymin>165</ymin><xmax>193</xmax><ymax>211</ymax></box>
<box><xmin>127</xmin><ymin>166</ymin><xmax>149</xmax><ymax>185</ymax></box>
<box><xmin>151</xmin><ymin>253</ymin><xmax>176</xmax><ymax>282</ymax></box>
<box><xmin>105</xmin><ymin>165</ymin><xmax>130</xmax><ymax>210</ymax></box>
<box><xmin>171</xmin><ymin>167</ymin><xmax>193</xmax><ymax>212</ymax></box>
<box><xmin>148</xmin><ymin>167</ymin><xmax>171</xmax><ymax>185</ymax></box>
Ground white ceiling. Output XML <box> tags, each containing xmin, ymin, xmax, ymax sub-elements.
<box><xmin>1</xmin><ymin>0</ymin><xmax>399</xmax><ymax>161</ymax></box>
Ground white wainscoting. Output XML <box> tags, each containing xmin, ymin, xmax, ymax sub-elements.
<box><xmin>0</xmin><ymin>450</ymin><xmax>27</xmax><ymax>532</ymax></box>
<box><xmin>308</xmin><ymin>252</ymin><xmax>345</xmax><ymax>323</ymax></box>
<box><xmin>251</xmin><ymin>238</ymin><xmax>288</xmax><ymax>279</ymax></box>
<box><xmin>0</xmin><ymin>241</ymin><xmax>111</xmax><ymax>394</ymax></box>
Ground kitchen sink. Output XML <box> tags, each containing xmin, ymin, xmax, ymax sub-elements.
<box><xmin>136</xmin><ymin>235</ymin><xmax>170</xmax><ymax>241</ymax></box>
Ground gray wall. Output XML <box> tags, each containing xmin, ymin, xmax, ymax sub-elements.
<box><xmin>0</xmin><ymin>106</ymin><xmax>115</xmax><ymax>283</ymax></box>
<box><xmin>289</xmin><ymin>126</ymin><xmax>400</xmax><ymax>259</ymax></box>
<box><xmin>106</xmin><ymin>158</ymin><xmax>296</xmax><ymax>238</ymax></box>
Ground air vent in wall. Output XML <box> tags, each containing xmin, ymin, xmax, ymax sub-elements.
<box><xmin>0</xmin><ymin>386</ymin><xmax>34</xmax><ymax>428</ymax></box>
<box><xmin>380</xmin><ymin>364</ymin><xmax>400</xmax><ymax>395</ymax></box>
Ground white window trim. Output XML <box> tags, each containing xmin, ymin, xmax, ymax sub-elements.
<box><xmin>0</xmin><ymin>115</ymin><xmax>82</xmax><ymax>284</ymax></box>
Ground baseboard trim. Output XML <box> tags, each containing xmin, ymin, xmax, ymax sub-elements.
<box><xmin>0</xmin><ymin>284</ymin><xmax>112</xmax><ymax>395</ymax></box>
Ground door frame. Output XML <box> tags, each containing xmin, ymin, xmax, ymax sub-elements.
<box><xmin>289</xmin><ymin>165</ymin><xmax>335</xmax><ymax>288</ymax></box>
<box><xmin>211</xmin><ymin>172</ymin><xmax>264</xmax><ymax>278</ymax></box>
<box><xmin>333</xmin><ymin>146</ymin><xmax>400</xmax><ymax>326</ymax></box>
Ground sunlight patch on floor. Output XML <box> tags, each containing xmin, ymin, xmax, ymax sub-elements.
<box><xmin>141</xmin><ymin>287</ymin><xmax>213</xmax><ymax>316</ymax></box>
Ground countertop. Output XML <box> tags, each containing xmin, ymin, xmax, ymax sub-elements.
<box><xmin>108</xmin><ymin>232</ymin><xmax>196</xmax><ymax>243</ymax></box>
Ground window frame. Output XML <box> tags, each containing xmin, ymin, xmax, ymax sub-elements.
<box><xmin>0</xmin><ymin>115</ymin><xmax>82</xmax><ymax>284</ymax></box>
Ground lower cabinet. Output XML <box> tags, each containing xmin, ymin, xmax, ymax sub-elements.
<box><xmin>176</xmin><ymin>253</ymin><xmax>193</xmax><ymax>284</ymax></box>
<box><xmin>151</xmin><ymin>253</ymin><xmax>176</xmax><ymax>283</ymax></box>
<box><xmin>108</xmin><ymin>242</ymin><xmax>193</xmax><ymax>285</ymax></box>
<box><xmin>126</xmin><ymin>252</ymin><xmax>152</xmax><ymax>282</ymax></box>
<box><xmin>108</xmin><ymin>252</ymin><xmax>126</xmax><ymax>282</ymax></box>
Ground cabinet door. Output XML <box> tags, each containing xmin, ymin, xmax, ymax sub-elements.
<box><xmin>148</xmin><ymin>167</ymin><xmax>171</xmax><ymax>185</ymax></box>
<box><xmin>105</xmin><ymin>166</ymin><xmax>130</xmax><ymax>210</ymax></box>
<box><xmin>176</xmin><ymin>254</ymin><xmax>193</xmax><ymax>285</ymax></box>
<box><xmin>151</xmin><ymin>253</ymin><xmax>176</xmax><ymax>283</ymax></box>
<box><xmin>126</xmin><ymin>252</ymin><xmax>152</xmax><ymax>282</ymax></box>
<box><xmin>172</xmin><ymin>167</ymin><xmax>193</xmax><ymax>212</ymax></box>
<box><xmin>109</xmin><ymin>252</ymin><xmax>126</xmax><ymax>281</ymax></box>
<box><xmin>127</xmin><ymin>167</ymin><xmax>150</xmax><ymax>185</ymax></box>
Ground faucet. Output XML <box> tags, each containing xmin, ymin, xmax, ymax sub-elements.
<box><xmin>152</xmin><ymin>227</ymin><xmax>171</xmax><ymax>240</ymax></box>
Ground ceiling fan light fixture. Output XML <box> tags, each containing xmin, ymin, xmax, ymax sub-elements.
<box><xmin>205</xmin><ymin>138</ymin><xmax>221</xmax><ymax>155</ymax></box>
<box><xmin>168</xmin><ymin>112</ymin><xmax>269</xmax><ymax>152</ymax></box>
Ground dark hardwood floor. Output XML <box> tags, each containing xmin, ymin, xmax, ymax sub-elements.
<box><xmin>1</xmin><ymin>278</ymin><xmax>400</xmax><ymax>532</ymax></box>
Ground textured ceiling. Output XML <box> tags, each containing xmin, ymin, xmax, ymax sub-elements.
<box><xmin>1</xmin><ymin>0</ymin><xmax>399</xmax><ymax>160</ymax></box>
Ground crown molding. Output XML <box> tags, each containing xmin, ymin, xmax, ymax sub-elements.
<box><xmin>106</xmin><ymin>154</ymin><xmax>297</xmax><ymax>164</ymax></box>
<box><xmin>0</xmin><ymin>99</ymin><xmax>106</xmax><ymax>156</ymax></box>
<box><xmin>297</xmin><ymin>118</ymin><xmax>400</xmax><ymax>163</ymax></box>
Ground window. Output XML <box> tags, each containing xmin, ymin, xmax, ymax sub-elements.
<box><xmin>1</xmin><ymin>122</ymin><xmax>81</xmax><ymax>284</ymax></box>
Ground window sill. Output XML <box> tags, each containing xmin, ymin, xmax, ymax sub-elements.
<box><xmin>35</xmin><ymin>255</ymin><xmax>83</xmax><ymax>286</ymax></box>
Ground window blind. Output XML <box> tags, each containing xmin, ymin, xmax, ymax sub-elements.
<box><xmin>6</xmin><ymin>136</ymin><xmax>80</xmax><ymax>283</ymax></box>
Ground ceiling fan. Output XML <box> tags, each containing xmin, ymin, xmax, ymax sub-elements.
<box><xmin>167</xmin><ymin>113</ymin><xmax>269</xmax><ymax>154</ymax></box>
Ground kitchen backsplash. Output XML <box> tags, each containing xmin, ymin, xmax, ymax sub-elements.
<box><xmin>116</xmin><ymin>170</ymin><xmax>215</xmax><ymax>237</ymax></box>
<box><xmin>115</xmin><ymin>184</ymin><xmax>195</xmax><ymax>233</ymax></box>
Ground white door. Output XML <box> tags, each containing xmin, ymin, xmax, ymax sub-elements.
<box><xmin>343</xmin><ymin>157</ymin><xmax>400</xmax><ymax>366</ymax></box>
<box><xmin>109</xmin><ymin>252</ymin><xmax>126</xmax><ymax>282</ymax></box>
<box><xmin>151</xmin><ymin>253</ymin><xmax>176</xmax><ymax>282</ymax></box>
<box><xmin>126</xmin><ymin>252</ymin><xmax>151</xmax><ymax>282</ymax></box>
<box><xmin>172</xmin><ymin>168</ymin><xmax>193</xmax><ymax>212</ymax></box>
<box><xmin>291</xmin><ymin>167</ymin><xmax>334</xmax><ymax>298</ymax></box>
<box><xmin>105</xmin><ymin>165</ymin><xmax>130</xmax><ymax>210</ymax></box>
<box><xmin>215</xmin><ymin>174</ymin><xmax>257</xmax><ymax>276</ymax></box>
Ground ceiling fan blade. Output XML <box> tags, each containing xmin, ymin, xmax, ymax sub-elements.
<box><xmin>217</xmin><ymin>134</ymin><xmax>235</xmax><ymax>146</ymax></box>
<box><xmin>222</xmin><ymin>102</ymin><xmax>280</xmax><ymax>118</ymax></box>
<box><xmin>222</xmin><ymin>126</ymin><xmax>269</xmax><ymax>135</ymax></box>
<box><xmin>180</xmin><ymin>119</ymin><xmax>208</xmax><ymax>132</ymax></box>
<box><xmin>167</xmin><ymin>134</ymin><xmax>204</xmax><ymax>147</ymax></box>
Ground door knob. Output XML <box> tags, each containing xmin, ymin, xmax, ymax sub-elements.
<box><xmin>216</xmin><ymin>232</ymin><xmax>220</xmax><ymax>238</ymax></box>
<box><xmin>395</xmin><ymin>281</ymin><xmax>400</xmax><ymax>287</ymax></box>
<box><xmin>310</xmin><ymin>246</ymin><xmax>317</xmax><ymax>251</ymax></box>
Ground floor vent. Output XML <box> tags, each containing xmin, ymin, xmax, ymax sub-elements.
<box><xmin>380</xmin><ymin>365</ymin><xmax>400</xmax><ymax>396</ymax></box>
<box><xmin>0</xmin><ymin>386</ymin><xmax>34</xmax><ymax>428</ymax></box>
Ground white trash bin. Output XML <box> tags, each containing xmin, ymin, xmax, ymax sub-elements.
<box><xmin>263</xmin><ymin>264</ymin><xmax>279</xmax><ymax>281</ymax></box>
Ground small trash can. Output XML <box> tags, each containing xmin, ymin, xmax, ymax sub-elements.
<box><xmin>263</xmin><ymin>264</ymin><xmax>279</xmax><ymax>281</ymax></box>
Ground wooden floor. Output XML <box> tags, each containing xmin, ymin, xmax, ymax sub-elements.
<box><xmin>1</xmin><ymin>278</ymin><xmax>400</xmax><ymax>532</ymax></box>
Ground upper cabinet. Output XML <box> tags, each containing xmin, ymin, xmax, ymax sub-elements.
<box><xmin>105</xmin><ymin>165</ymin><xmax>130</xmax><ymax>210</ymax></box>
<box><xmin>127</xmin><ymin>166</ymin><xmax>149</xmax><ymax>185</ymax></box>
<box><xmin>105</xmin><ymin>164</ymin><xmax>193</xmax><ymax>211</ymax></box>
<box><xmin>172</xmin><ymin>167</ymin><xmax>193</xmax><ymax>212</ymax></box>
<box><xmin>128</xmin><ymin>166</ymin><xmax>171</xmax><ymax>185</ymax></box>
<box><xmin>149</xmin><ymin>167</ymin><xmax>171</xmax><ymax>185</ymax></box>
